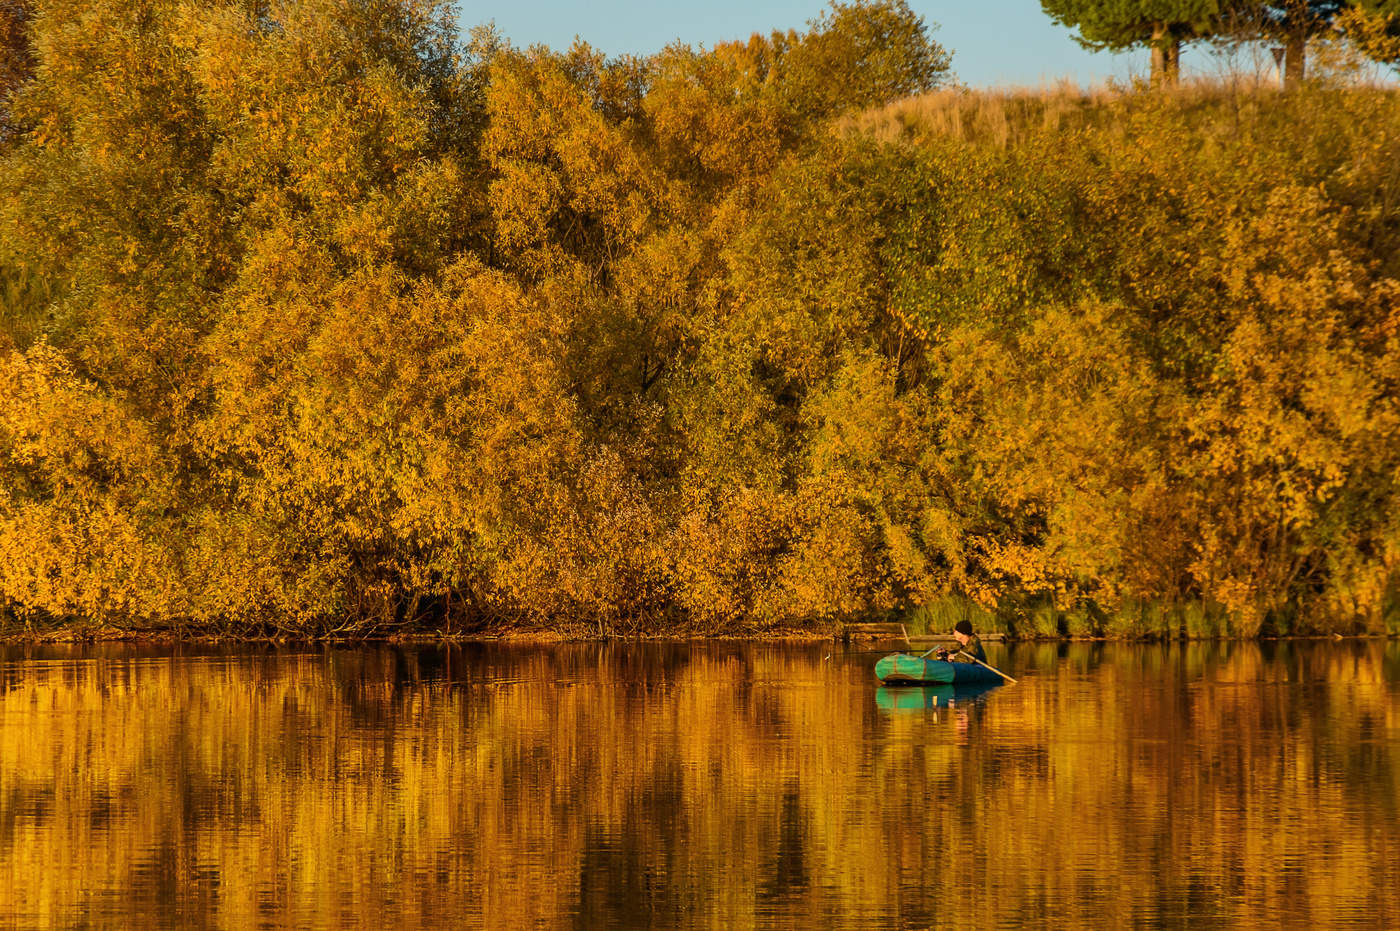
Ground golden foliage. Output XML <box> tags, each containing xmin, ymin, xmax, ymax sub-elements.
<box><xmin>1</xmin><ymin>0</ymin><xmax>1397</xmax><ymax>636</ymax></box>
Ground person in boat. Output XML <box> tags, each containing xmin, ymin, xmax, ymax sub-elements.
<box><xmin>936</xmin><ymin>620</ymin><xmax>987</xmax><ymax>664</ymax></box>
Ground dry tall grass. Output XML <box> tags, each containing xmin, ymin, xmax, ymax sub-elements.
<box><xmin>844</xmin><ymin>72</ymin><xmax>1398</xmax><ymax>148</ymax></box>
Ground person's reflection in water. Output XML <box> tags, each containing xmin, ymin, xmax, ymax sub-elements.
<box><xmin>952</xmin><ymin>691</ymin><xmax>993</xmax><ymax>741</ymax></box>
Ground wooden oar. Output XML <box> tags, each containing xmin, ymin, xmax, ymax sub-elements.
<box><xmin>951</xmin><ymin>649</ymin><xmax>1017</xmax><ymax>684</ymax></box>
<box><xmin>917</xmin><ymin>644</ymin><xmax>1017</xmax><ymax>682</ymax></box>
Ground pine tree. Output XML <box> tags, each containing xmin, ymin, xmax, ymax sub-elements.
<box><xmin>1257</xmin><ymin>2</ymin><xmax>1348</xmax><ymax>86</ymax></box>
<box><xmin>1040</xmin><ymin>0</ymin><xmax>1224</xmax><ymax>86</ymax></box>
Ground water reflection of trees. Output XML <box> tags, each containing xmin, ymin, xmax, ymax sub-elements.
<box><xmin>0</xmin><ymin>642</ymin><xmax>1395</xmax><ymax>928</ymax></box>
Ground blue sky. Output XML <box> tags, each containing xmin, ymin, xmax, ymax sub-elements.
<box><xmin>456</xmin><ymin>0</ymin><xmax>1147</xmax><ymax>88</ymax></box>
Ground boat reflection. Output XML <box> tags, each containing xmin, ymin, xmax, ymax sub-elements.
<box><xmin>875</xmin><ymin>679</ymin><xmax>1003</xmax><ymax>711</ymax></box>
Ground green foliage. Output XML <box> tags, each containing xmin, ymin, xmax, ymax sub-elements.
<box><xmin>1041</xmin><ymin>0</ymin><xmax>1224</xmax><ymax>50</ymax></box>
<box><xmin>1040</xmin><ymin>0</ymin><xmax>1223</xmax><ymax>84</ymax></box>
<box><xmin>1257</xmin><ymin>0</ymin><xmax>1349</xmax><ymax>38</ymax></box>
<box><xmin>778</xmin><ymin>0</ymin><xmax>951</xmax><ymax>118</ymax></box>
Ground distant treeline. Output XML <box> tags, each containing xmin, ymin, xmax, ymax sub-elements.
<box><xmin>2</xmin><ymin>0</ymin><xmax>1398</xmax><ymax>639</ymax></box>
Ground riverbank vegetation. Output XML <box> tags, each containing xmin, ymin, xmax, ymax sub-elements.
<box><xmin>2</xmin><ymin>0</ymin><xmax>1399</xmax><ymax>640</ymax></box>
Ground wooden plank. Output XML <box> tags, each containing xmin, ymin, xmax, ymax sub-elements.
<box><xmin>846</xmin><ymin>625</ymin><xmax>1006</xmax><ymax>643</ymax></box>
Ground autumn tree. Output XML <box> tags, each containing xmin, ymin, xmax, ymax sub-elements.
<box><xmin>1337</xmin><ymin>1</ymin><xmax>1400</xmax><ymax>70</ymax></box>
<box><xmin>0</xmin><ymin>0</ymin><xmax>498</xmax><ymax>631</ymax></box>
<box><xmin>778</xmin><ymin>0</ymin><xmax>950</xmax><ymax>117</ymax></box>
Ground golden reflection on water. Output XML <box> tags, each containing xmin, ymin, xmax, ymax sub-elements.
<box><xmin>0</xmin><ymin>641</ymin><xmax>1396</xmax><ymax>929</ymax></box>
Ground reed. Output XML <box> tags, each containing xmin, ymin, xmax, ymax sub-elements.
<box><xmin>905</xmin><ymin>595</ymin><xmax>1001</xmax><ymax>637</ymax></box>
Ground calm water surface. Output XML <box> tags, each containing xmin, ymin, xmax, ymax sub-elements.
<box><xmin>0</xmin><ymin>640</ymin><xmax>1396</xmax><ymax>929</ymax></box>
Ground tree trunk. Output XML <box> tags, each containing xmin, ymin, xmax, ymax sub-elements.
<box><xmin>1284</xmin><ymin>31</ymin><xmax>1305</xmax><ymax>89</ymax></box>
<box><xmin>1149</xmin><ymin>24</ymin><xmax>1181</xmax><ymax>88</ymax></box>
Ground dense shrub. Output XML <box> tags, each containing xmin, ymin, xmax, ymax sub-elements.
<box><xmin>2</xmin><ymin>0</ymin><xmax>1396</xmax><ymax>637</ymax></box>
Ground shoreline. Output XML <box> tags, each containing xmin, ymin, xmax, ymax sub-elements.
<box><xmin>0</xmin><ymin>622</ymin><xmax>1387</xmax><ymax>648</ymax></box>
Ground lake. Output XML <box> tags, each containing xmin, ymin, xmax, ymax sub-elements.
<box><xmin>0</xmin><ymin>639</ymin><xmax>1396</xmax><ymax>928</ymax></box>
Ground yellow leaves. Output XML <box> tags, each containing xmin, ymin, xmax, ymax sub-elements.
<box><xmin>6</xmin><ymin>1</ymin><xmax>1400</xmax><ymax>637</ymax></box>
<box><xmin>482</xmin><ymin>46</ymin><xmax>672</xmax><ymax>278</ymax></box>
<box><xmin>0</xmin><ymin>344</ymin><xmax>158</xmax><ymax>482</ymax></box>
<box><xmin>645</xmin><ymin>42</ymin><xmax>789</xmax><ymax>186</ymax></box>
<box><xmin>975</xmin><ymin>538</ymin><xmax>1053</xmax><ymax>591</ymax></box>
<box><xmin>0</xmin><ymin>344</ymin><xmax>182</xmax><ymax>620</ymax></box>
<box><xmin>1336</xmin><ymin>7</ymin><xmax>1400</xmax><ymax>67</ymax></box>
<box><xmin>1195</xmin><ymin>181</ymin><xmax>1397</xmax><ymax>553</ymax></box>
<box><xmin>488</xmin><ymin>159</ymin><xmax>564</xmax><ymax>255</ymax></box>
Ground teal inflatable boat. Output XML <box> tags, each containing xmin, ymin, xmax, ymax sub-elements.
<box><xmin>874</xmin><ymin>653</ymin><xmax>1005</xmax><ymax>685</ymax></box>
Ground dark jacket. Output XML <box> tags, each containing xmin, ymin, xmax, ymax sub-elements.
<box><xmin>950</xmin><ymin>634</ymin><xmax>986</xmax><ymax>664</ymax></box>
